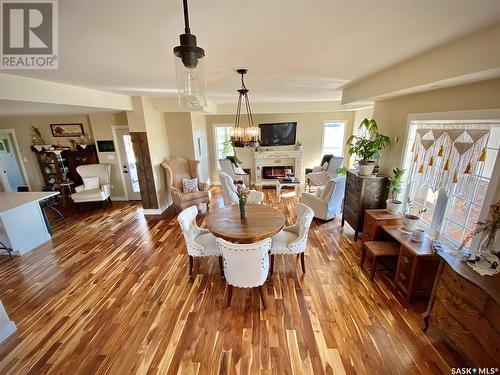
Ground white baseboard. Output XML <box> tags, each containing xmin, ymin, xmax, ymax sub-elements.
<box><xmin>142</xmin><ymin>207</ymin><xmax>168</xmax><ymax>215</ymax></box>
<box><xmin>0</xmin><ymin>321</ymin><xmax>16</xmax><ymax>343</ymax></box>
<box><xmin>110</xmin><ymin>196</ymin><xmax>128</xmax><ymax>201</ymax></box>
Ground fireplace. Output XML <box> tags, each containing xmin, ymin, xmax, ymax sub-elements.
<box><xmin>262</xmin><ymin>166</ymin><xmax>294</xmax><ymax>179</ymax></box>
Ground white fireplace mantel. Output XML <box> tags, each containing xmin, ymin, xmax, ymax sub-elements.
<box><xmin>254</xmin><ymin>149</ymin><xmax>303</xmax><ymax>186</ymax></box>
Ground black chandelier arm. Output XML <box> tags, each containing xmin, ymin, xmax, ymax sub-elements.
<box><xmin>235</xmin><ymin>92</ymin><xmax>243</xmax><ymax>128</ymax></box>
<box><xmin>243</xmin><ymin>93</ymin><xmax>255</xmax><ymax>127</ymax></box>
<box><xmin>182</xmin><ymin>0</ymin><xmax>191</xmax><ymax>34</ymax></box>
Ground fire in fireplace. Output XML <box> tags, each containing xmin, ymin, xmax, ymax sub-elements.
<box><xmin>262</xmin><ymin>166</ymin><xmax>294</xmax><ymax>179</ymax></box>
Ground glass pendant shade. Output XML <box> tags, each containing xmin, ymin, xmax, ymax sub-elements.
<box><xmin>175</xmin><ymin>56</ymin><xmax>206</xmax><ymax>109</ymax></box>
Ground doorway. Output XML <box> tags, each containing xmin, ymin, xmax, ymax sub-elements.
<box><xmin>0</xmin><ymin>130</ymin><xmax>30</xmax><ymax>192</ymax></box>
<box><xmin>113</xmin><ymin>126</ymin><xmax>141</xmax><ymax>200</ymax></box>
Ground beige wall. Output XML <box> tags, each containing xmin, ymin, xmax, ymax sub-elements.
<box><xmin>164</xmin><ymin>112</ymin><xmax>196</xmax><ymax>160</ymax></box>
<box><xmin>88</xmin><ymin>112</ymin><xmax>128</xmax><ymax>198</ymax></box>
<box><xmin>190</xmin><ymin>113</ymin><xmax>210</xmax><ymax>183</ymax></box>
<box><xmin>372</xmin><ymin>78</ymin><xmax>500</xmax><ymax>175</ymax></box>
<box><xmin>0</xmin><ymin>114</ymin><xmax>93</xmax><ymax>190</ymax></box>
<box><xmin>205</xmin><ymin>111</ymin><xmax>355</xmax><ymax>182</ymax></box>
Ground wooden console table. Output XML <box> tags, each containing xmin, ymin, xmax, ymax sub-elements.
<box><xmin>422</xmin><ymin>251</ymin><xmax>499</xmax><ymax>367</ymax></box>
<box><xmin>373</xmin><ymin>225</ymin><xmax>441</xmax><ymax>301</ymax></box>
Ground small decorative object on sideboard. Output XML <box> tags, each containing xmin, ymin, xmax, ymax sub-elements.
<box><xmin>386</xmin><ymin>167</ymin><xmax>405</xmax><ymax>214</ymax></box>
<box><xmin>295</xmin><ymin>141</ymin><xmax>302</xmax><ymax>151</ymax></box>
<box><xmin>347</xmin><ymin>118</ymin><xmax>391</xmax><ymax>176</ymax></box>
<box><xmin>460</xmin><ymin>200</ymin><xmax>499</xmax><ymax>257</ymax></box>
<box><xmin>30</xmin><ymin>125</ymin><xmax>46</xmax><ymax>145</ymax></box>
<box><xmin>235</xmin><ymin>181</ymin><xmax>249</xmax><ymax>220</ymax></box>
<box><xmin>411</xmin><ymin>229</ymin><xmax>425</xmax><ymax>243</ymax></box>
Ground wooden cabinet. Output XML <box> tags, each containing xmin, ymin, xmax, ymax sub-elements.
<box><xmin>363</xmin><ymin>209</ymin><xmax>402</xmax><ymax>242</ymax></box>
<box><xmin>423</xmin><ymin>252</ymin><xmax>500</xmax><ymax>367</ymax></box>
<box><xmin>342</xmin><ymin>170</ymin><xmax>389</xmax><ymax>240</ymax></box>
<box><xmin>32</xmin><ymin>145</ymin><xmax>98</xmax><ymax>190</ymax></box>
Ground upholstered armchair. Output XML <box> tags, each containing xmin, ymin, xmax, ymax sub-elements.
<box><xmin>305</xmin><ymin>156</ymin><xmax>343</xmax><ymax>190</ymax></box>
<box><xmin>219</xmin><ymin>172</ymin><xmax>264</xmax><ymax>206</ymax></box>
<box><xmin>162</xmin><ymin>157</ymin><xmax>210</xmax><ymax>213</ymax></box>
<box><xmin>71</xmin><ymin>164</ymin><xmax>111</xmax><ymax>205</ymax></box>
<box><xmin>270</xmin><ymin>202</ymin><xmax>314</xmax><ymax>274</ymax></box>
<box><xmin>300</xmin><ymin>176</ymin><xmax>346</xmax><ymax>220</ymax></box>
<box><xmin>219</xmin><ymin>157</ymin><xmax>250</xmax><ymax>186</ymax></box>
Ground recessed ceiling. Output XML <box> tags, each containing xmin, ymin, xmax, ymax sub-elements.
<box><xmin>2</xmin><ymin>0</ymin><xmax>500</xmax><ymax>103</ymax></box>
<box><xmin>0</xmin><ymin>100</ymin><xmax>117</xmax><ymax>117</ymax></box>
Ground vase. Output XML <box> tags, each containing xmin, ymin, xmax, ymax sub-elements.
<box><xmin>239</xmin><ymin>200</ymin><xmax>247</xmax><ymax>220</ymax></box>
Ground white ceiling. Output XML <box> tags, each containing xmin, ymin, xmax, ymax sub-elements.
<box><xmin>2</xmin><ymin>0</ymin><xmax>500</xmax><ymax>104</ymax></box>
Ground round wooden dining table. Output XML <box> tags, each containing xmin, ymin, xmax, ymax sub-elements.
<box><xmin>205</xmin><ymin>204</ymin><xmax>286</xmax><ymax>243</ymax></box>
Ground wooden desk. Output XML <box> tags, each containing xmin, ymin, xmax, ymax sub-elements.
<box><xmin>362</xmin><ymin>209</ymin><xmax>402</xmax><ymax>242</ymax></box>
<box><xmin>423</xmin><ymin>251</ymin><xmax>500</xmax><ymax>367</ymax></box>
<box><xmin>206</xmin><ymin>204</ymin><xmax>285</xmax><ymax>244</ymax></box>
<box><xmin>376</xmin><ymin>225</ymin><xmax>441</xmax><ymax>301</ymax></box>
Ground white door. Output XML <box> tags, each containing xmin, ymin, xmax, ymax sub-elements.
<box><xmin>114</xmin><ymin>128</ymin><xmax>141</xmax><ymax>200</ymax></box>
<box><xmin>0</xmin><ymin>133</ymin><xmax>27</xmax><ymax>192</ymax></box>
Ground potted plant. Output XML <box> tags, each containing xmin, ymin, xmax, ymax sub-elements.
<box><xmin>386</xmin><ymin>168</ymin><xmax>405</xmax><ymax>214</ymax></box>
<box><xmin>403</xmin><ymin>197</ymin><xmax>427</xmax><ymax>232</ymax></box>
<box><xmin>347</xmin><ymin>119</ymin><xmax>391</xmax><ymax>176</ymax></box>
<box><xmin>336</xmin><ymin>167</ymin><xmax>348</xmax><ymax>176</ymax></box>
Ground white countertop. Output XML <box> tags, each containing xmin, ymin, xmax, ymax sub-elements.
<box><xmin>0</xmin><ymin>192</ymin><xmax>59</xmax><ymax>214</ymax></box>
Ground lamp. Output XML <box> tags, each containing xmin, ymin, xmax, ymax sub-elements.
<box><xmin>230</xmin><ymin>69</ymin><xmax>260</xmax><ymax>148</ymax></box>
<box><xmin>173</xmin><ymin>0</ymin><xmax>206</xmax><ymax>109</ymax></box>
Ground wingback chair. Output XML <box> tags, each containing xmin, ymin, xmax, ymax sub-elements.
<box><xmin>219</xmin><ymin>158</ymin><xmax>250</xmax><ymax>186</ymax></box>
<box><xmin>71</xmin><ymin>164</ymin><xmax>111</xmax><ymax>206</ymax></box>
<box><xmin>300</xmin><ymin>176</ymin><xmax>346</xmax><ymax>220</ymax></box>
<box><xmin>219</xmin><ymin>172</ymin><xmax>264</xmax><ymax>206</ymax></box>
<box><xmin>305</xmin><ymin>156</ymin><xmax>343</xmax><ymax>190</ymax></box>
<box><xmin>162</xmin><ymin>157</ymin><xmax>210</xmax><ymax>213</ymax></box>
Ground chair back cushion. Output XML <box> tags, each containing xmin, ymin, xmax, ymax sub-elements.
<box><xmin>164</xmin><ymin>157</ymin><xmax>193</xmax><ymax>190</ymax></box>
<box><xmin>83</xmin><ymin>176</ymin><xmax>100</xmax><ymax>190</ymax></box>
<box><xmin>76</xmin><ymin>164</ymin><xmax>111</xmax><ymax>186</ymax></box>
<box><xmin>325</xmin><ymin>156</ymin><xmax>343</xmax><ymax>178</ymax></box>
<box><xmin>289</xmin><ymin>202</ymin><xmax>314</xmax><ymax>252</ymax></box>
<box><xmin>219</xmin><ymin>172</ymin><xmax>237</xmax><ymax>206</ymax></box>
<box><xmin>177</xmin><ymin>205</ymin><xmax>208</xmax><ymax>256</ymax></box>
<box><xmin>216</xmin><ymin>237</ymin><xmax>271</xmax><ymax>288</ymax></box>
<box><xmin>326</xmin><ymin>176</ymin><xmax>346</xmax><ymax>218</ymax></box>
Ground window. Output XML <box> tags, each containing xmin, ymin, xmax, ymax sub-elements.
<box><xmin>213</xmin><ymin>124</ymin><xmax>234</xmax><ymax>170</ymax></box>
<box><xmin>321</xmin><ymin>121</ymin><xmax>346</xmax><ymax>157</ymax></box>
<box><xmin>403</xmin><ymin>122</ymin><xmax>500</xmax><ymax>250</ymax></box>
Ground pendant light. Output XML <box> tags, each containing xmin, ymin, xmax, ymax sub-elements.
<box><xmin>173</xmin><ymin>0</ymin><xmax>206</xmax><ymax>109</ymax></box>
<box><xmin>230</xmin><ymin>69</ymin><xmax>260</xmax><ymax>148</ymax></box>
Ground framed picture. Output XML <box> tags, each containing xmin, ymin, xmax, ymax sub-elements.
<box><xmin>97</xmin><ymin>140</ymin><xmax>115</xmax><ymax>152</ymax></box>
<box><xmin>50</xmin><ymin>123</ymin><xmax>85</xmax><ymax>137</ymax></box>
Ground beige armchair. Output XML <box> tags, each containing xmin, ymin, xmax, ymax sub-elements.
<box><xmin>162</xmin><ymin>157</ymin><xmax>210</xmax><ymax>213</ymax></box>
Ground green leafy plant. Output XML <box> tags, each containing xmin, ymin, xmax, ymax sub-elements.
<box><xmin>405</xmin><ymin>196</ymin><xmax>427</xmax><ymax>217</ymax></box>
<box><xmin>296</xmin><ymin>140</ymin><xmax>302</xmax><ymax>147</ymax></box>
<box><xmin>234</xmin><ymin>181</ymin><xmax>248</xmax><ymax>202</ymax></box>
<box><xmin>346</xmin><ymin>119</ymin><xmax>391</xmax><ymax>164</ymax></box>
<box><xmin>389</xmin><ymin>168</ymin><xmax>405</xmax><ymax>201</ymax></box>
<box><xmin>30</xmin><ymin>125</ymin><xmax>46</xmax><ymax>145</ymax></box>
<box><xmin>336</xmin><ymin>167</ymin><xmax>348</xmax><ymax>176</ymax></box>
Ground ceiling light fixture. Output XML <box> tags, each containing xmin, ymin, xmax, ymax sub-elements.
<box><xmin>230</xmin><ymin>69</ymin><xmax>260</xmax><ymax>148</ymax></box>
<box><xmin>173</xmin><ymin>0</ymin><xmax>206</xmax><ymax>109</ymax></box>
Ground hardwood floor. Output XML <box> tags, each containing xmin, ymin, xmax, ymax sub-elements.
<box><xmin>0</xmin><ymin>188</ymin><xmax>451</xmax><ymax>374</ymax></box>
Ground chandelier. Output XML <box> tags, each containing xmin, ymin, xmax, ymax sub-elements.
<box><xmin>173</xmin><ymin>0</ymin><xmax>206</xmax><ymax>109</ymax></box>
<box><xmin>230</xmin><ymin>69</ymin><xmax>260</xmax><ymax>148</ymax></box>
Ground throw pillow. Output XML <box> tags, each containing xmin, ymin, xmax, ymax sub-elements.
<box><xmin>234</xmin><ymin>166</ymin><xmax>245</xmax><ymax>175</ymax></box>
<box><xmin>83</xmin><ymin>176</ymin><xmax>100</xmax><ymax>190</ymax></box>
<box><xmin>182</xmin><ymin>177</ymin><xmax>199</xmax><ymax>193</ymax></box>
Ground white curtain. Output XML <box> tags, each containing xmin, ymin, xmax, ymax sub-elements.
<box><xmin>408</xmin><ymin>122</ymin><xmax>490</xmax><ymax>200</ymax></box>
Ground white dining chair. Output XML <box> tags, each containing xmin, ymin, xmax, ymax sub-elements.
<box><xmin>219</xmin><ymin>172</ymin><xmax>264</xmax><ymax>207</ymax></box>
<box><xmin>270</xmin><ymin>202</ymin><xmax>314</xmax><ymax>274</ymax></box>
<box><xmin>177</xmin><ymin>206</ymin><xmax>223</xmax><ymax>278</ymax></box>
<box><xmin>216</xmin><ymin>237</ymin><xmax>272</xmax><ymax>309</ymax></box>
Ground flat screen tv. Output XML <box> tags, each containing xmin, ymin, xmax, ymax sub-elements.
<box><xmin>259</xmin><ymin>122</ymin><xmax>297</xmax><ymax>146</ymax></box>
